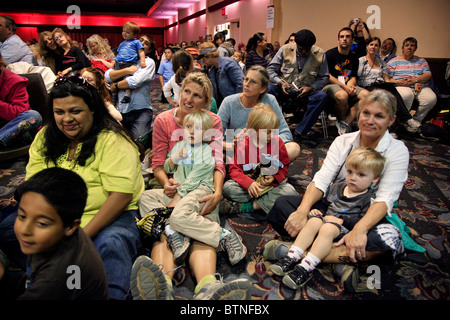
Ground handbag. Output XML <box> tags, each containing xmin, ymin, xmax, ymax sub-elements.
<box><xmin>135</xmin><ymin>207</ymin><xmax>173</xmax><ymax>241</ymax></box>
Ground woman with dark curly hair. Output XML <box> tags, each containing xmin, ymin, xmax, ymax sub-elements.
<box><xmin>24</xmin><ymin>76</ymin><xmax>144</xmax><ymax>299</ymax></box>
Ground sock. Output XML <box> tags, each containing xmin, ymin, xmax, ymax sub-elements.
<box><xmin>287</xmin><ymin>245</ymin><xmax>304</xmax><ymax>262</ymax></box>
<box><xmin>240</xmin><ymin>201</ymin><xmax>254</xmax><ymax>213</ymax></box>
<box><xmin>165</xmin><ymin>224</ymin><xmax>175</xmax><ymax>237</ymax></box>
<box><xmin>299</xmin><ymin>252</ymin><xmax>321</xmax><ymax>272</ymax></box>
<box><xmin>220</xmin><ymin>228</ymin><xmax>231</xmax><ymax>240</ymax></box>
<box><xmin>124</xmin><ymin>91</ymin><xmax>131</xmax><ymax>97</ymax></box>
<box><xmin>194</xmin><ymin>274</ymin><xmax>216</xmax><ymax>294</ymax></box>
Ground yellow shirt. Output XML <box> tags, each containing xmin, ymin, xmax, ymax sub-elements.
<box><xmin>26</xmin><ymin>128</ymin><xmax>145</xmax><ymax>227</ymax></box>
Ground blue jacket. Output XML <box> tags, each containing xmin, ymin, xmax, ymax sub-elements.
<box><xmin>207</xmin><ymin>56</ymin><xmax>243</xmax><ymax>105</ymax></box>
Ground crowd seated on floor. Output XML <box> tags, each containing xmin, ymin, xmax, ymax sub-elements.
<box><xmin>0</xmin><ymin>13</ymin><xmax>448</xmax><ymax>300</ymax></box>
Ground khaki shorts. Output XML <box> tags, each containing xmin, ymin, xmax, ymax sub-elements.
<box><xmin>323</xmin><ymin>83</ymin><xmax>365</xmax><ymax>100</ymax></box>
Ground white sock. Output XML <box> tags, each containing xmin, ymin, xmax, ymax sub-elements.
<box><xmin>165</xmin><ymin>224</ymin><xmax>175</xmax><ymax>237</ymax></box>
<box><xmin>220</xmin><ymin>228</ymin><xmax>231</xmax><ymax>240</ymax></box>
<box><xmin>300</xmin><ymin>252</ymin><xmax>321</xmax><ymax>272</ymax></box>
<box><xmin>287</xmin><ymin>245</ymin><xmax>304</xmax><ymax>262</ymax></box>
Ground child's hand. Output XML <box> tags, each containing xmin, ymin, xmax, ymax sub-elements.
<box><xmin>248</xmin><ymin>181</ymin><xmax>262</xmax><ymax>198</ymax></box>
<box><xmin>171</xmin><ymin>147</ymin><xmax>188</xmax><ymax>163</ymax></box>
<box><xmin>140</xmin><ymin>60</ymin><xmax>146</xmax><ymax>68</ymax></box>
<box><xmin>259</xmin><ymin>175</ymin><xmax>274</xmax><ymax>186</ymax></box>
<box><xmin>309</xmin><ymin>209</ymin><xmax>323</xmax><ymax>217</ymax></box>
<box><xmin>167</xmin><ymin>193</ymin><xmax>182</xmax><ymax>207</ymax></box>
<box><xmin>233</xmin><ymin>128</ymin><xmax>247</xmax><ymax>146</ymax></box>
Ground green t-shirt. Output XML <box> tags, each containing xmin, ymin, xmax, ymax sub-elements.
<box><xmin>164</xmin><ymin>140</ymin><xmax>215</xmax><ymax>197</ymax></box>
<box><xmin>26</xmin><ymin>128</ymin><xmax>145</xmax><ymax>227</ymax></box>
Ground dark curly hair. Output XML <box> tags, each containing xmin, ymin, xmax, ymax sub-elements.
<box><xmin>43</xmin><ymin>77</ymin><xmax>132</xmax><ymax>167</ymax></box>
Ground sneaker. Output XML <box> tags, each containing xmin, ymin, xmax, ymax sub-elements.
<box><xmin>130</xmin><ymin>255</ymin><xmax>174</xmax><ymax>300</ymax></box>
<box><xmin>405</xmin><ymin>118</ymin><xmax>421</xmax><ymax>133</ymax></box>
<box><xmin>335</xmin><ymin>120</ymin><xmax>350</xmax><ymax>136</ymax></box>
<box><xmin>167</xmin><ymin>231</ymin><xmax>191</xmax><ymax>266</ymax></box>
<box><xmin>269</xmin><ymin>256</ymin><xmax>298</xmax><ymax>277</ymax></box>
<box><xmin>332</xmin><ymin>263</ymin><xmax>359</xmax><ymax>293</ymax></box>
<box><xmin>282</xmin><ymin>265</ymin><xmax>313</xmax><ymax>290</ymax></box>
<box><xmin>219</xmin><ymin>199</ymin><xmax>242</xmax><ymax>215</ymax></box>
<box><xmin>220</xmin><ymin>229</ymin><xmax>247</xmax><ymax>265</ymax></box>
<box><xmin>194</xmin><ymin>276</ymin><xmax>253</xmax><ymax>300</ymax></box>
<box><xmin>261</xmin><ymin>239</ymin><xmax>292</xmax><ymax>260</ymax></box>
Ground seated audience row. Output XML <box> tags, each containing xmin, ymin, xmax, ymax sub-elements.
<box><xmin>0</xmin><ymin>14</ymin><xmax>439</xmax><ymax>300</ymax></box>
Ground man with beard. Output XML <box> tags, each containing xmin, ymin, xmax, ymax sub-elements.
<box><xmin>267</xmin><ymin>29</ymin><xmax>329</xmax><ymax>141</ymax></box>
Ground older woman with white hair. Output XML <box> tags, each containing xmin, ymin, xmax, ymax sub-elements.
<box><xmin>265</xmin><ymin>90</ymin><xmax>409</xmax><ymax>289</ymax></box>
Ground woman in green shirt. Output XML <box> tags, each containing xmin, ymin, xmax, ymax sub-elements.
<box><xmin>25</xmin><ymin>76</ymin><xmax>144</xmax><ymax>300</ymax></box>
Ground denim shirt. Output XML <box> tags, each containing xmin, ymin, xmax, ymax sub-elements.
<box><xmin>105</xmin><ymin>56</ymin><xmax>155</xmax><ymax>114</ymax></box>
<box><xmin>0</xmin><ymin>34</ymin><xmax>36</xmax><ymax>65</ymax></box>
<box><xmin>208</xmin><ymin>56</ymin><xmax>244</xmax><ymax>103</ymax></box>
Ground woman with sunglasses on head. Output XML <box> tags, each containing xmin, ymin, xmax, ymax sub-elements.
<box><xmin>22</xmin><ymin>76</ymin><xmax>144</xmax><ymax>299</ymax></box>
<box><xmin>218</xmin><ymin>65</ymin><xmax>300</xmax><ymax>163</ymax></box>
<box><xmin>51</xmin><ymin>28</ymin><xmax>91</xmax><ymax>77</ymax></box>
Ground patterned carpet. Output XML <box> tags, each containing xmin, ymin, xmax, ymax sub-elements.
<box><xmin>1</xmin><ymin>78</ymin><xmax>449</xmax><ymax>300</ymax></box>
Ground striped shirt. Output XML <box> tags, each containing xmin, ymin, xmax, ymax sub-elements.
<box><xmin>387</xmin><ymin>55</ymin><xmax>432</xmax><ymax>88</ymax></box>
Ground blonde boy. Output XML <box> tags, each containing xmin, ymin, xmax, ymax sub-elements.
<box><xmin>270</xmin><ymin>147</ymin><xmax>386</xmax><ymax>290</ymax></box>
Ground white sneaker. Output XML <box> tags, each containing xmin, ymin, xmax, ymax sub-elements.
<box><xmin>405</xmin><ymin>118</ymin><xmax>421</xmax><ymax>133</ymax></box>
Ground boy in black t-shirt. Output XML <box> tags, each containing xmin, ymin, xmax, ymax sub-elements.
<box><xmin>322</xmin><ymin>27</ymin><xmax>369</xmax><ymax>135</ymax></box>
<box><xmin>0</xmin><ymin>168</ymin><xmax>108</xmax><ymax>299</ymax></box>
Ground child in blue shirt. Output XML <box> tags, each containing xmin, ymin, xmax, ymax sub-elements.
<box><xmin>114</xmin><ymin>21</ymin><xmax>146</xmax><ymax>103</ymax></box>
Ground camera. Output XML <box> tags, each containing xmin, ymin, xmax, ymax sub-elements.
<box><xmin>285</xmin><ymin>86</ymin><xmax>298</xmax><ymax>98</ymax></box>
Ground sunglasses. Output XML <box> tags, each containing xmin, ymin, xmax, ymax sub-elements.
<box><xmin>54</xmin><ymin>76</ymin><xmax>94</xmax><ymax>89</ymax></box>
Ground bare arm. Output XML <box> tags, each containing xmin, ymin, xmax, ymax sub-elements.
<box><xmin>284</xmin><ymin>181</ymin><xmax>324</xmax><ymax>237</ymax></box>
<box><xmin>83</xmin><ymin>192</ymin><xmax>133</xmax><ymax>238</ymax></box>
<box><xmin>198</xmin><ymin>170</ymin><xmax>224</xmax><ymax>215</ymax></box>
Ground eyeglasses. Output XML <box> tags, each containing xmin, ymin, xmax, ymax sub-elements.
<box><xmin>54</xmin><ymin>34</ymin><xmax>64</xmax><ymax>42</ymax></box>
<box><xmin>54</xmin><ymin>76</ymin><xmax>93</xmax><ymax>89</ymax></box>
<box><xmin>242</xmin><ymin>77</ymin><xmax>262</xmax><ymax>86</ymax></box>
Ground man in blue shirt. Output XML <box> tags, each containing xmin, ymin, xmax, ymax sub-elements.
<box><xmin>106</xmin><ymin>35</ymin><xmax>156</xmax><ymax>144</ymax></box>
<box><xmin>0</xmin><ymin>15</ymin><xmax>36</xmax><ymax>66</ymax></box>
<box><xmin>157</xmin><ymin>47</ymin><xmax>175</xmax><ymax>103</ymax></box>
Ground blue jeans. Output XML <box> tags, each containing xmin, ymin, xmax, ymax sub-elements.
<box><xmin>0</xmin><ymin>110</ymin><xmax>42</xmax><ymax>147</ymax></box>
<box><xmin>268</xmin><ymin>84</ymin><xmax>328</xmax><ymax>136</ymax></box>
<box><xmin>93</xmin><ymin>210</ymin><xmax>142</xmax><ymax>300</ymax></box>
<box><xmin>0</xmin><ymin>209</ymin><xmax>26</xmax><ymax>270</ymax></box>
<box><xmin>121</xmin><ymin>108</ymin><xmax>153</xmax><ymax>141</ymax></box>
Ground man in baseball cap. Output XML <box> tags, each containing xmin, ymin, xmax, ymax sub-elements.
<box><xmin>267</xmin><ymin>29</ymin><xmax>329</xmax><ymax>143</ymax></box>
